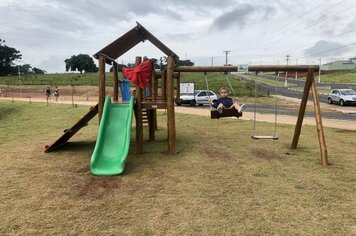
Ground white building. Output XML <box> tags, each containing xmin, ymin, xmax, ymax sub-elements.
<box><xmin>322</xmin><ymin>57</ymin><xmax>356</xmax><ymax>70</ymax></box>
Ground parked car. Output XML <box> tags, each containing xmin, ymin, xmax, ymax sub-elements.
<box><xmin>176</xmin><ymin>90</ymin><xmax>217</xmax><ymax>106</ymax></box>
<box><xmin>328</xmin><ymin>89</ymin><xmax>356</xmax><ymax>106</ymax></box>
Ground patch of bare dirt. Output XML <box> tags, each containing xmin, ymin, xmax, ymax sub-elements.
<box><xmin>251</xmin><ymin>148</ymin><xmax>285</xmax><ymax>161</ymax></box>
<box><xmin>76</xmin><ymin>177</ymin><xmax>121</xmax><ymax>198</ymax></box>
<box><xmin>200</xmin><ymin>144</ymin><xmax>232</xmax><ymax>160</ymax></box>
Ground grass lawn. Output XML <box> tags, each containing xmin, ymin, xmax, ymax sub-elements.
<box><xmin>320</xmin><ymin>70</ymin><xmax>356</xmax><ymax>84</ymax></box>
<box><xmin>0</xmin><ymin>100</ymin><xmax>355</xmax><ymax>235</ymax></box>
<box><xmin>0</xmin><ymin>72</ymin><xmax>258</xmax><ymax>98</ymax></box>
<box><xmin>243</xmin><ymin>74</ymin><xmax>292</xmax><ymax>87</ymax></box>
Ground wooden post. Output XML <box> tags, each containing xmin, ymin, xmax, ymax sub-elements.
<box><xmin>176</xmin><ymin>72</ymin><xmax>181</xmax><ymax>102</ymax></box>
<box><xmin>134</xmin><ymin>57</ymin><xmax>144</xmax><ymax>154</ymax></box>
<box><xmin>152</xmin><ymin>71</ymin><xmax>156</xmax><ymax>100</ymax></box>
<box><xmin>161</xmin><ymin>70</ymin><xmax>166</xmax><ymax>101</ymax></box>
<box><xmin>148</xmin><ymin>71</ymin><xmax>155</xmax><ymax>141</ymax></box>
<box><xmin>113</xmin><ymin>62</ymin><xmax>119</xmax><ymax>102</ymax></box>
<box><xmin>166</xmin><ymin>56</ymin><xmax>176</xmax><ymax>156</ymax></box>
<box><xmin>154</xmin><ymin>77</ymin><xmax>159</xmax><ymax>100</ymax></box>
<box><xmin>291</xmin><ymin>69</ymin><xmax>313</xmax><ymax>149</ymax></box>
<box><xmin>310</xmin><ymin>76</ymin><xmax>328</xmax><ymax>166</ymax></box>
<box><xmin>98</xmin><ymin>54</ymin><xmax>106</xmax><ymax>123</ymax></box>
<box><xmin>154</xmin><ymin>76</ymin><xmax>158</xmax><ymax>131</ymax></box>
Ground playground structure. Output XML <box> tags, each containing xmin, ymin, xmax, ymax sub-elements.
<box><xmin>46</xmin><ymin>22</ymin><xmax>328</xmax><ymax>172</ymax></box>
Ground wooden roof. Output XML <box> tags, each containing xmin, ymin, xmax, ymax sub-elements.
<box><xmin>94</xmin><ymin>22</ymin><xmax>178</xmax><ymax>63</ymax></box>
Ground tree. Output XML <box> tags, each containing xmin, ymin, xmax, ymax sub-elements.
<box><xmin>19</xmin><ymin>64</ymin><xmax>32</xmax><ymax>75</ymax></box>
<box><xmin>32</xmin><ymin>67</ymin><xmax>46</xmax><ymax>74</ymax></box>
<box><xmin>0</xmin><ymin>39</ymin><xmax>22</xmax><ymax>76</ymax></box>
<box><xmin>176</xmin><ymin>59</ymin><xmax>194</xmax><ymax>66</ymax></box>
<box><xmin>110</xmin><ymin>64</ymin><xmax>127</xmax><ymax>72</ymax></box>
<box><xmin>159</xmin><ymin>57</ymin><xmax>194</xmax><ymax>69</ymax></box>
<box><xmin>65</xmin><ymin>54</ymin><xmax>98</xmax><ymax>73</ymax></box>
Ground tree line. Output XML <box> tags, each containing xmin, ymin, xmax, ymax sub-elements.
<box><xmin>0</xmin><ymin>39</ymin><xmax>46</xmax><ymax>76</ymax></box>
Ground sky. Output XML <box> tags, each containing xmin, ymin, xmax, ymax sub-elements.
<box><xmin>1</xmin><ymin>0</ymin><xmax>356</xmax><ymax>73</ymax></box>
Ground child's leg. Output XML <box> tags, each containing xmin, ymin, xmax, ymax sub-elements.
<box><xmin>217</xmin><ymin>103</ymin><xmax>224</xmax><ymax>113</ymax></box>
<box><xmin>233</xmin><ymin>101</ymin><xmax>240</xmax><ymax>110</ymax></box>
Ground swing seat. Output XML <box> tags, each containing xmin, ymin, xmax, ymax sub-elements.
<box><xmin>251</xmin><ymin>135</ymin><xmax>279</xmax><ymax>140</ymax></box>
<box><xmin>210</xmin><ymin>107</ymin><xmax>242</xmax><ymax>119</ymax></box>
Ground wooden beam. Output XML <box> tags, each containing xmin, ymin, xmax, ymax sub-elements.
<box><xmin>310</xmin><ymin>75</ymin><xmax>329</xmax><ymax>166</ymax></box>
<box><xmin>166</xmin><ymin>56</ymin><xmax>176</xmax><ymax>156</ymax></box>
<box><xmin>136</xmin><ymin>22</ymin><xmax>179</xmax><ymax>60</ymax></box>
<box><xmin>113</xmin><ymin>62</ymin><xmax>119</xmax><ymax>102</ymax></box>
<box><xmin>98</xmin><ymin>55</ymin><xmax>106</xmax><ymax>123</ymax></box>
<box><xmin>45</xmin><ymin>104</ymin><xmax>98</xmax><ymax>152</ymax></box>
<box><xmin>175</xmin><ymin>65</ymin><xmax>319</xmax><ymax>73</ymax></box>
<box><xmin>291</xmin><ymin>69</ymin><xmax>313</xmax><ymax>149</ymax></box>
<box><xmin>93</xmin><ymin>27</ymin><xmax>143</xmax><ymax>61</ymax></box>
<box><xmin>134</xmin><ymin>57</ymin><xmax>143</xmax><ymax>154</ymax></box>
<box><xmin>141</xmin><ymin>101</ymin><xmax>167</xmax><ymax>109</ymax></box>
<box><xmin>99</xmin><ymin>53</ymin><xmax>116</xmax><ymax>64</ymax></box>
<box><xmin>154</xmin><ymin>71</ymin><xmax>180</xmax><ymax>78</ymax></box>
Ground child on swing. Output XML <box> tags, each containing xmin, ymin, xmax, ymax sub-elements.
<box><xmin>211</xmin><ymin>87</ymin><xmax>246</xmax><ymax>114</ymax></box>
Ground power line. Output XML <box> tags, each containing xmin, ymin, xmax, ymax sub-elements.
<box><xmin>257</xmin><ymin>2</ymin><xmax>356</xmax><ymax>50</ymax></box>
<box><xmin>238</xmin><ymin>0</ymin><xmax>346</xmax><ymax>51</ymax></box>
<box><xmin>250</xmin><ymin>0</ymin><xmax>334</xmax><ymax>46</ymax></box>
<box><xmin>285</xmin><ymin>28</ymin><xmax>356</xmax><ymax>55</ymax></box>
<box><xmin>306</xmin><ymin>41</ymin><xmax>356</xmax><ymax>57</ymax></box>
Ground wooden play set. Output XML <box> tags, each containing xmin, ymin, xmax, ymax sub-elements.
<box><xmin>45</xmin><ymin>22</ymin><xmax>328</xmax><ymax>167</ymax></box>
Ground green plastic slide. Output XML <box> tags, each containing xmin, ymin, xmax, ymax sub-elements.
<box><xmin>90</xmin><ymin>96</ymin><xmax>134</xmax><ymax>176</ymax></box>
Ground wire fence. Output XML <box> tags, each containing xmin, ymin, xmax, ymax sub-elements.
<box><xmin>0</xmin><ymin>84</ymin><xmax>122</xmax><ymax>106</ymax></box>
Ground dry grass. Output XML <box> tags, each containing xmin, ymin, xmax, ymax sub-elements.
<box><xmin>0</xmin><ymin>100</ymin><xmax>355</xmax><ymax>235</ymax></box>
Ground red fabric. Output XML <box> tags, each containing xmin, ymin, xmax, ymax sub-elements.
<box><xmin>122</xmin><ymin>60</ymin><xmax>152</xmax><ymax>89</ymax></box>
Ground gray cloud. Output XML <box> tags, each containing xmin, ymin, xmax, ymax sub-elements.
<box><xmin>210</xmin><ymin>4</ymin><xmax>278</xmax><ymax>31</ymax></box>
<box><xmin>304</xmin><ymin>40</ymin><xmax>349</xmax><ymax>57</ymax></box>
<box><xmin>1</xmin><ymin>0</ymin><xmax>354</xmax><ymax>72</ymax></box>
<box><xmin>263</xmin><ymin>6</ymin><xmax>276</xmax><ymax>20</ymax></box>
<box><xmin>211</xmin><ymin>4</ymin><xmax>255</xmax><ymax>30</ymax></box>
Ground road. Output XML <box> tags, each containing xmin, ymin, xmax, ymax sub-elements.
<box><xmin>236</xmin><ymin>74</ymin><xmax>356</xmax><ymax>122</ymax></box>
<box><xmin>240</xmin><ymin>73</ymin><xmax>356</xmax><ymax>102</ymax></box>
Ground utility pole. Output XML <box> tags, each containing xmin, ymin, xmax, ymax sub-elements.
<box><xmin>211</xmin><ymin>57</ymin><xmax>214</xmax><ymax>66</ymax></box>
<box><xmin>285</xmin><ymin>55</ymin><xmax>290</xmax><ymax>87</ymax></box>
<box><xmin>223</xmin><ymin>50</ymin><xmax>230</xmax><ymax>66</ymax></box>
<box><xmin>318</xmin><ymin>58</ymin><xmax>321</xmax><ymax>83</ymax></box>
<box><xmin>295</xmin><ymin>59</ymin><xmax>298</xmax><ymax>80</ymax></box>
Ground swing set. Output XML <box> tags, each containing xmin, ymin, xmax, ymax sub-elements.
<box><xmin>46</xmin><ymin>22</ymin><xmax>328</xmax><ymax>167</ymax></box>
<box><xmin>176</xmin><ymin>65</ymin><xmax>328</xmax><ymax>166</ymax></box>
